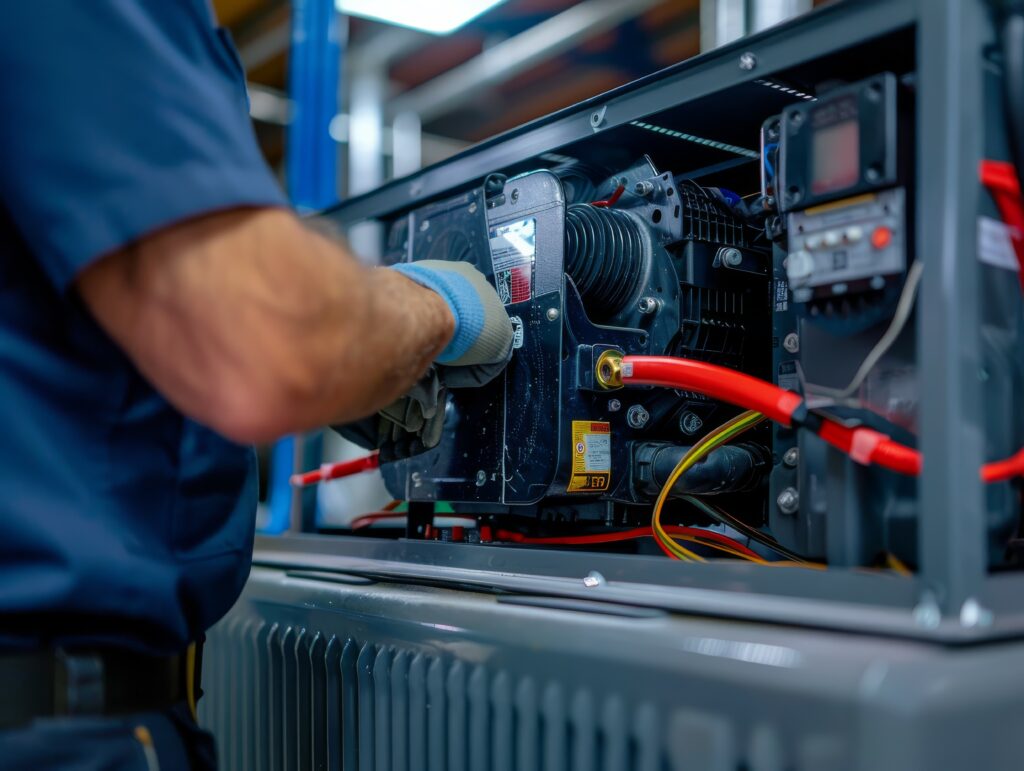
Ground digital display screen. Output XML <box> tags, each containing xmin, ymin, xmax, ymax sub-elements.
<box><xmin>811</xmin><ymin>95</ymin><xmax>860</xmax><ymax>195</ymax></box>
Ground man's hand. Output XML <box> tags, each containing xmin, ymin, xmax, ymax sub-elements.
<box><xmin>391</xmin><ymin>260</ymin><xmax>514</xmax><ymax>379</ymax></box>
<box><xmin>76</xmin><ymin>208</ymin><xmax>457</xmax><ymax>444</ymax></box>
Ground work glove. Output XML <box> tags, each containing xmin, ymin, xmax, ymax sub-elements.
<box><xmin>335</xmin><ymin>260</ymin><xmax>514</xmax><ymax>454</ymax></box>
<box><xmin>391</xmin><ymin>259</ymin><xmax>514</xmax><ymax>387</ymax></box>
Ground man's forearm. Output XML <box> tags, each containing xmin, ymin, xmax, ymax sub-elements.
<box><xmin>77</xmin><ymin>207</ymin><xmax>454</xmax><ymax>443</ymax></box>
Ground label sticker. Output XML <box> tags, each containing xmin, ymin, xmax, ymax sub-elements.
<box><xmin>777</xmin><ymin>361</ymin><xmax>799</xmax><ymax>393</ymax></box>
<box><xmin>978</xmin><ymin>216</ymin><xmax>1020</xmax><ymax>273</ymax></box>
<box><xmin>567</xmin><ymin>421</ymin><xmax>612</xmax><ymax>493</ymax></box>
<box><xmin>489</xmin><ymin>218</ymin><xmax>536</xmax><ymax>305</ymax></box>
<box><xmin>774</xmin><ymin>279</ymin><xmax>789</xmax><ymax>312</ymax></box>
<box><xmin>508</xmin><ymin>315</ymin><xmax>525</xmax><ymax>349</ymax></box>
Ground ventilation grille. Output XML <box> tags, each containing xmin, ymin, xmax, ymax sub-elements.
<box><xmin>201</xmin><ymin>614</ymin><xmax>673</xmax><ymax>771</ymax></box>
<box><xmin>677</xmin><ymin>181</ymin><xmax>747</xmax><ymax>247</ymax></box>
<box><xmin>675</xmin><ymin>285</ymin><xmax>751</xmax><ymax>376</ymax></box>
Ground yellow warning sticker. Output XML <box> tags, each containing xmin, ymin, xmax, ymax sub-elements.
<box><xmin>567</xmin><ymin>420</ymin><xmax>612</xmax><ymax>493</ymax></box>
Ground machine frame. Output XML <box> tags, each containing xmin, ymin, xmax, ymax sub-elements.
<box><xmin>268</xmin><ymin>0</ymin><xmax>1023</xmax><ymax>645</ymax></box>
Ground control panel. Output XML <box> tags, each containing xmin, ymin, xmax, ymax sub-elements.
<box><xmin>786</xmin><ymin>187</ymin><xmax>906</xmax><ymax>302</ymax></box>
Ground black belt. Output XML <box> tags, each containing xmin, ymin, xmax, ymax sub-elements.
<box><xmin>0</xmin><ymin>647</ymin><xmax>191</xmax><ymax>729</ymax></box>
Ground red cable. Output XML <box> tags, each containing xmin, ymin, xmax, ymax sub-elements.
<box><xmin>591</xmin><ymin>184</ymin><xmax>626</xmax><ymax>208</ymax></box>
<box><xmin>290</xmin><ymin>452</ymin><xmax>380</xmax><ymax>488</ymax></box>
<box><xmin>621</xmin><ymin>355</ymin><xmax>922</xmax><ymax>477</ymax></box>
<box><xmin>979</xmin><ymin>160</ymin><xmax>1024</xmax><ymax>292</ymax></box>
<box><xmin>981</xmin><ymin>448</ymin><xmax>1024</xmax><ymax>483</ymax></box>
<box><xmin>493</xmin><ymin>525</ymin><xmax>763</xmax><ymax>560</ymax></box>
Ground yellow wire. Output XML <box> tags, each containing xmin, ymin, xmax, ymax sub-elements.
<box><xmin>886</xmin><ymin>553</ymin><xmax>912</xmax><ymax>577</ymax></box>
<box><xmin>653</xmin><ymin>415</ymin><xmax>759</xmax><ymax>560</ymax></box>
<box><xmin>652</xmin><ymin>410</ymin><xmax>767</xmax><ymax>561</ymax></box>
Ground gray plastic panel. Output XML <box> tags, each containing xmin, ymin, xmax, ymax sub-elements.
<box><xmin>201</xmin><ymin>567</ymin><xmax>1024</xmax><ymax>771</ymax></box>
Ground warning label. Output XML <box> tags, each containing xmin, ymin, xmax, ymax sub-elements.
<box><xmin>567</xmin><ymin>421</ymin><xmax>612</xmax><ymax>493</ymax></box>
<box><xmin>489</xmin><ymin>218</ymin><xmax>536</xmax><ymax>305</ymax></box>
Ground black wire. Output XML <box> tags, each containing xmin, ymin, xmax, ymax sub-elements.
<box><xmin>680</xmin><ymin>495</ymin><xmax>809</xmax><ymax>563</ymax></box>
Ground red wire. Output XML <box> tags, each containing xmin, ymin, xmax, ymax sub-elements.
<box><xmin>591</xmin><ymin>184</ymin><xmax>626</xmax><ymax>208</ymax></box>
<box><xmin>290</xmin><ymin>452</ymin><xmax>380</xmax><ymax>487</ymax></box>
<box><xmin>493</xmin><ymin>525</ymin><xmax>763</xmax><ymax>560</ymax></box>
<box><xmin>981</xmin><ymin>448</ymin><xmax>1024</xmax><ymax>483</ymax></box>
<box><xmin>621</xmin><ymin>355</ymin><xmax>922</xmax><ymax>477</ymax></box>
<box><xmin>351</xmin><ymin>512</ymin><xmax>477</xmax><ymax>530</ymax></box>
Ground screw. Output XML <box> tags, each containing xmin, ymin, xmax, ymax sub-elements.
<box><xmin>510</xmin><ymin>188</ymin><xmax>520</xmax><ymax>203</ymax></box>
<box><xmin>959</xmin><ymin>598</ymin><xmax>993</xmax><ymax>628</ymax></box>
<box><xmin>739</xmin><ymin>52</ymin><xmax>758</xmax><ymax>71</ymax></box>
<box><xmin>608</xmin><ymin>398</ymin><xmax>622</xmax><ymax>413</ymax></box>
<box><xmin>776</xmin><ymin>487</ymin><xmax>799</xmax><ymax>515</ymax></box>
<box><xmin>637</xmin><ymin>297</ymin><xmax>659</xmax><ymax>314</ymax></box>
<box><xmin>783</xmin><ymin>447</ymin><xmax>799</xmax><ymax>468</ymax></box>
<box><xmin>720</xmin><ymin>247</ymin><xmax>743</xmax><ymax>267</ymax></box>
<box><xmin>679</xmin><ymin>411</ymin><xmax>703</xmax><ymax>435</ymax></box>
<box><xmin>475</xmin><ymin>470</ymin><xmax>487</xmax><ymax>487</ymax></box>
<box><xmin>419</xmin><ymin>219</ymin><xmax>430</xmax><ymax>232</ymax></box>
<box><xmin>546</xmin><ymin>307</ymin><xmax>560</xmax><ymax>321</ymax></box>
<box><xmin>590</xmin><ymin>108</ymin><xmax>607</xmax><ymax>128</ymax></box>
<box><xmin>783</xmin><ymin>332</ymin><xmax>800</xmax><ymax>354</ymax></box>
<box><xmin>634</xmin><ymin>180</ymin><xmax>655</xmax><ymax>197</ymax></box>
<box><xmin>411</xmin><ymin>471</ymin><xmax>423</xmax><ymax>487</ymax></box>
<box><xmin>626</xmin><ymin>405</ymin><xmax>650</xmax><ymax>429</ymax></box>
<box><xmin>913</xmin><ymin>595</ymin><xmax>941</xmax><ymax>629</ymax></box>
<box><xmin>468</xmin><ymin>202</ymin><xmax>478</xmax><ymax>214</ymax></box>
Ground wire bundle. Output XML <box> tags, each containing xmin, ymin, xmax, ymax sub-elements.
<box><xmin>650</xmin><ymin>410</ymin><xmax>768</xmax><ymax>561</ymax></box>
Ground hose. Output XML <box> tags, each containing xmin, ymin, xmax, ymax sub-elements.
<box><xmin>620</xmin><ymin>355</ymin><xmax>922</xmax><ymax>476</ymax></box>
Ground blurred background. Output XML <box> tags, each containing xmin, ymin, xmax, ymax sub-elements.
<box><xmin>217</xmin><ymin>0</ymin><xmax>833</xmax><ymax>531</ymax></box>
<box><xmin>214</xmin><ymin>0</ymin><xmax>831</xmax><ymax>200</ymax></box>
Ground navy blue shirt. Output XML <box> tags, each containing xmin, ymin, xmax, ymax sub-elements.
<box><xmin>0</xmin><ymin>2</ymin><xmax>287</xmax><ymax>653</ymax></box>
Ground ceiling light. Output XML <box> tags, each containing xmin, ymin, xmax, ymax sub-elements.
<box><xmin>335</xmin><ymin>0</ymin><xmax>507</xmax><ymax>34</ymax></box>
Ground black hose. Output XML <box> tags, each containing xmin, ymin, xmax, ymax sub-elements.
<box><xmin>564</xmin><ymin>204</ymin><xmax>645</xmax><ymax>319</ymax></box>
<box><xmin>633</xmin><ymin>442</ymin><xmax>769</xmax><ymax>496</ymax></box>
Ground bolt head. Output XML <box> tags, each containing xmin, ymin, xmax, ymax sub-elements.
<box><xmin>626</xmin><ymin>405</ymin><xmax>650</xmax><ymax>429</ymax></box>
<box><xmin>739</xmin><ymin>52</ymin><xmax>758</xmax><ymax>71</ymax></box>
<box><xmin>783</xmin><ymin>447</ymin><xmax>799</xmax><ymax>468</ymax></box>
<box><xmin>776</xmin><ymin>486</ymin><xmax>799</xmax><ymax>515</ymax></box>
<box><xmin>634</xmin><ymin>180</ymin><xmax>655</xmax><ymax>197</ymax></box>
<box><xmin>783</xmin><ymin>332</ymin><xmax>800</xmax><ymax>354</ymax></box>
<box><xmin>637</xmin><ymin>297</ymin><xmax>658</xmax><ymax>314</ymax></box>
<box><xmin>546</xmin><ymin>307</ymin><xmax>560</xmax><ymax>321</ymax></box>
<box><xmin>680</xmin><ymin>411</ymin><xmax>703</xmax><ymax>435</ymax></box>
<box><xmin>608</xmin><ymin>398</ymin><xmax>622</xmax><ymax>413</ymax></box>
<box><xmin>722</xmin><ymin>247</ymin><xmax>743</xmax><ymax>267</ymax></box>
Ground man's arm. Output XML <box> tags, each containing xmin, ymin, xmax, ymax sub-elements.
<box><xmin>77</xmin><ymin>207</ymin><xmax>455</xmax><ymax>444</ymax></box>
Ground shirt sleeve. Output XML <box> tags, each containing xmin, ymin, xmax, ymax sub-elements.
<box><xmin>0</xmin><ymin>0</ymin><xmax>289</xmax><ymax>291</ymax></box>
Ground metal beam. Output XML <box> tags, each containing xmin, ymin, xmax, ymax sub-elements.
<box><xmin>388</xmin><ymin>0</ymin><xmax>664</xmax><ymax>123</ymax></box>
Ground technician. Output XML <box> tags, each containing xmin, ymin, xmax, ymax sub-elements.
<box><xmin>0</xmin><ymin>3</ymin><xmax>512</xmax><ymax>768</ymax></box>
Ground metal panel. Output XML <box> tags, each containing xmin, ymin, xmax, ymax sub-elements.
<box><xmin>202</xmin><ymin>567</ymin><xmax>1024</xmax><ymax>770</ymax></box>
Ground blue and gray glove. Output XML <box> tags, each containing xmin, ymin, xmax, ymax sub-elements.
<box><xmin>337</xmin><ymin>260</ymin><xmax>514</xmax><ymax>452</ymax></box>
<box><xmin>392</xmin><ymin>259</ymin><xmax>514</xmax><ymax>386</ymax></box>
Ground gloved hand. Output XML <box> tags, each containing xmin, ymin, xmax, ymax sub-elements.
<box><xmin>391</xmin><ymin>259</ymin><xmax>514</xmax><ymax>386</ymax></box>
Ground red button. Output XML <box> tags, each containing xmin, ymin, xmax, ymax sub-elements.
<box><xmin>871</xmin><ymin>226</ymin><xmax>893</xmax><ymax>249</ymax></box>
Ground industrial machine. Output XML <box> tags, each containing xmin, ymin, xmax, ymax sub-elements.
<box><xmin>202</xmin><ymin>2</ymin><xmax>1024</xmax><ymax>768</ymax></box>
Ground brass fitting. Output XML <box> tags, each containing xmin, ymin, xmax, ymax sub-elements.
<box><xmin>595</xmin><ymin>350</ymin><xmax>624</xmax><ymax>389</ymax></box>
